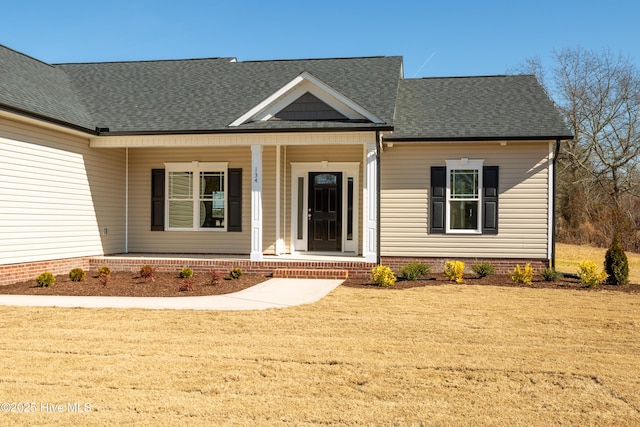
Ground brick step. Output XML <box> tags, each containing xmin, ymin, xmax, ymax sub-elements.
<box><xmin>272</xmin><ymin>268</ymin><xmax>349</xmax><ymax>280</ymax></box>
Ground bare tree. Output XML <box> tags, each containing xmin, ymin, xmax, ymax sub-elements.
<box><xmin>551</xmin><ymin>47</ymin><xmax>640</xmax><ymax>212</ymax></box>
<box><xmin>512</xmin><ymin>47</ymin><xmax>640</xmax><ymax>249</ymax></box>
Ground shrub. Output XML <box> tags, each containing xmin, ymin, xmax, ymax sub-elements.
<box><xmin>444</xmin><ymin>260</ymin><xmax>465</xmax><ymax>283</ymax></box>
<box><xmin>179</xmin><ymin>278</ymin><xmax>195</xmax><ymax>292</ymax></box>
<box><xmin>540</xmin><ymin>267</ymin><xmax>560</xmax><ymax>282</ymax></box>
<box><xmin>97</xmin><ymin>266</ymin><xmax>111</xmax><ymax>277</ymax></box>
<box><xmin>99</xmin><ymin>273</ymin><xmax>111</xmax><ymax>287</ymax></box>
<box><xmin>210</xmin><ymin>270</ymin><xmax>224</xmax><ymax>286</ymax></box>
<box><xmin>511</xmin><ymin>264</ymin><xmax>534</xmax><ymax>285</ymax></box>
<box><xmin>69</xmin><ymin>268</ymin><xmax>86</xmax><ymax>282</ymax></box>
<box><xmin>578</xmin><ymin>260</ymin><xmax>608</xmax><ymax>288</ymax></box>
<box><xmin>604</xmin><ymin>234</ymin><xmax>629</xmax><ymax>285</ymax></box>
<box><xmin>97</xmin><ymin>266</ymin><xmax>111</xmax><ymax>287</ymax></box>
<box><xmin>140</xmin><ymin>265</ymin><xmax>156</xmax><ymax>281</ymax></box>
<box><xmin>230</xmin><ymin>267</ymin><xmax>243</xmax><ymax>280</ymax></box>
<box><xmin>472</xmin><ymin>261</ymin><xmax>495</xmax><ymax>278</ymax></box>
<box><xmin>371</xmin><ymin>265</ymin><xmax>397</xmax><ymax>287</ymax></box>
<box><xmin>398</xmin><ymin>262</ymin><xmax>430</xmax><ymax>280</ymax></box>
<box><xmin>35</xmin><ymin>272</ymin><xmax>56</xmax><ymax>287</ymax></box>
<box><xmin>179</xmin><ymin>267</ymin><xmax>194</xmax><ymax>279</ymax></box>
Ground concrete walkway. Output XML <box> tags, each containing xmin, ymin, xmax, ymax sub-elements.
<box><xmin>0</xmin><ymin>278</ymin><xmax>344</xmax><ymax>311</ymax></box>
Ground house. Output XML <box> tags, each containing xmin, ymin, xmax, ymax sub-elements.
<box><xmin>0</xmin><ymin>44</ymin><xmax>572</xmax><ymax>283</ymax></box>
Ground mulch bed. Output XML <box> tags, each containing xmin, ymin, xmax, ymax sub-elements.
<box><xmin>0</xmin><ymin>271</ymin><xmax>267</xmax><ymax>297</ymax></box>
<box><xmin>0</xmin><ymin>272</ymin><xmax>638</xmax><ymax>297</ymax></box>
<box><xmin>342</xmin><ymin>273</ymin><xmax>640</xmax><ymax>293</ymax></box>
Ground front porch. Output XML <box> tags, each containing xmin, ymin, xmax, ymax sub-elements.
<box><xmin>90</xmin><ymin>253</ymin><xmax>376</xmax><ymax>279</ymax></box>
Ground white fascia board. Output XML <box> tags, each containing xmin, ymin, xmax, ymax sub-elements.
<box><xmin>229</xmin><ymin>71</ymin><xmax>384</xmax><ymax>127</ymax></box>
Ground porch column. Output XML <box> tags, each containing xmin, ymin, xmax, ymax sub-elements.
<box><xmin>250</xmin><ymin>144</ymin><xmax>263</xmax><ymax>261</ymax></box>
<box><xmin>363</xmin><ymin>142</ymin><xmax>377</xmax><ymax>262</ymax></box>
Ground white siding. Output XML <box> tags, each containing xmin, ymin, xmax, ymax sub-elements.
<box><xmin>0</xmin><ymin>117</ymin><xmax>126</xmax><ymax>265</ymax></box>
<box><xmin>380</xmin><ymin>141</ymin><xmax>551</xmax><ymax>259</ymax></box>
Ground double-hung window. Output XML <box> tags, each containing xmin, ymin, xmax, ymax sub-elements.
<box><xmin>165</xmin><ymin>162</ymin><xmax>228</xmax><ymax>231</ymax></box>
<box><xmin>430</xmin><ymin>160</ymin><xmax>499</xmax><ymax>235</ymax></box>
<box><xmin>446</xmin><ymin>159</ymin><xmax>483</xmax><ymax>233</ymax></box>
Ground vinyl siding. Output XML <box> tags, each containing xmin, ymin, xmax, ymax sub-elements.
<box><xmin>0</xmin><ymin>117</ymin><xmax>125</xmax><ymax>265</ymax></box>
<box><xmin>380</xmin><ymin>141</ymin><xmax>551</xmax><ymax>259</ymax></box>
<box><xmin>128</xmin><ymin>146</ymin><xmax>262</xmax><ymax>254</ymax></box>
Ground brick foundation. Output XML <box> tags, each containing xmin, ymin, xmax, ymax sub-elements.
<box><xmin>0</xmin><ymin>255</ymin><xmax>550</xmax><ymax>286</ymax></box>
<box><xmin>0</xmin><ymin>257</ymin><xmax>92</xmax><ymax>286</ymax></box>
<box><xmin>89</xmin><ymin>257</ymin><xmax>374</xmax><ymax>278</ymax></box>
<box><xmin>381</xmin><ymin>256</ymin><xmax>549</xmax><ymax>275</ymax></box>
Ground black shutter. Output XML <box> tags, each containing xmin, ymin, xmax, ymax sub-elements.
<box><xmin>430</xmin><ymin>166</ymin><xmax>446</xmax><ymax>234</ymax></box>
<box><xmin>227</xmin><ymin>168</ymin><xmax>242</xmax><ymax>232</ymax></box>
<box><xmin>482</xmin><ymin>166</ymin><xmax>499</xmax><ymax>234</ymax></box>
<box><xmin>151</xmin><ymin>169</ymin><xmax>165</xmax><ymax>231</ymax></box>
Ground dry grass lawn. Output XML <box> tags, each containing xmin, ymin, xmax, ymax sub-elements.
<box><xmin>1</xmin><ymin>283</ymin><xmax>639</xmax><ymax>425</ymax></box>
<box><xmin>557</xmin><ymin>243</ymin><xmax>640</xmax><ymax>283</ymax></box>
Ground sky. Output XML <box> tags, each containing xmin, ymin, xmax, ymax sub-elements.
<box><xmin>2</xmin><ymin>0</ymin><xmax>639</xmax><ymax>78</ymax></box>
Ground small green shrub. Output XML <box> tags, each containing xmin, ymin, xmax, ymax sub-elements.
<box><xmin>540</xmin><ymin>267</ymin><xmax>560</xmax><ymax>282</ymax></box>
<box><xmin>444</xmin><ymin>260</ymin><xmax>465</xmax><ymax>283</ymax></box>
<box><xmin>140</xmin><ymin>265</ymin><xmax>156</xmax><ymax>281</ymax></box>
<box><xmin>179</xmin><ymin>267</ymin><xmax>194</xmax><ymax>279</ymax></box>
<box><xmin>230</xmin><ymin>267</ymin><xmax>243</xmax><ymax>280</ymax></box>
<box><xmin>36</xmin><ymin>272</ymin><xmax>56</xmax><ymax>287</ymax></box>
<box><xmin>472</xmin><ymin>261</ymin><xmax>495</xmax><ymax>278</ymax></box>
<box><xmin>399</xmin><ymin>262</ymin><xmax>430</xmax><ymax>280</ymax></box>
<box><xmin>371</xmin><ymin>265</ymin><xmax>397</xmax><ymax>287</ymax></box>
<box><xmin>210</xmin><ymin>270</ymin><xmax>224</xmax><ymax>286</ymax></box>
<box><xmin>511</xmin><ymin>264</ymin><xmax>534</xmax><ymax>285</ymax></box>
<box><xmin>578</xmin><ymin>260</ymin><xmax>608</xmax><ymax>288</ymax></box>
<box><xmin>69</xmin><ymin>268</ymin><xmax>86</xmax><ymax>282</ymax></box>
<box><xmin>604</xmin><ymin>234</ymin><xmax>629</xmax><ymax>285</ymax></box>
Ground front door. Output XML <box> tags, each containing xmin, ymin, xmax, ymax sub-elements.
<box><xmin>308</xmin><ymin>172</ymin><xmax>342</xmax><ymax>251</ymax></box>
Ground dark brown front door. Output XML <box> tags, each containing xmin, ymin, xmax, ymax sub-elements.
<box><xmin>308</xmin><ymin>172</ymin><xmax>342</xmax><ymax>251</ymax></box>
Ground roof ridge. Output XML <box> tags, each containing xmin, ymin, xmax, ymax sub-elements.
<box><xmin>407</xmin><ymin>74</ymin><xmax>533</xmax><ymax>81</ymax></box>
<box><xmin>237</xmin><ymin>55</ymin><xmax>401</xmax><ymax>64</ymax></box>
<box><xmin>53</xmin><ymin>57</ymin><xmax>236</xmax><ymax>66</ymax></box>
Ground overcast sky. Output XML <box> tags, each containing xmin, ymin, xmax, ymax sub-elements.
<box><xmin>3</xmin><ymin>0</ymin><xmax>639</xmax><ymax>77</ymax></box>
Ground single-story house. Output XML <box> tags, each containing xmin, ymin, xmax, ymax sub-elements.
<box><xmin>0</xmin><ymin>44</ymin><xmax>572</xmax><ymax>283</ymax></box>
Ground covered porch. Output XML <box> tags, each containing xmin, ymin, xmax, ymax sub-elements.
<box><xmin>91</xmin><ymin>131</ymin><xmax>381</xmax><ymax>265</ymax></box>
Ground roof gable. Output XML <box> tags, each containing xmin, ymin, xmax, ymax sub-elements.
<box><xmin>274</xmin><ymin>92</ymin><xmax>348</xmax><ymax>121</ymax></box>
<box><xmin>229</xmin><ymin>71</ymin><xmax>383</xmax><ymax>126</ymax></box>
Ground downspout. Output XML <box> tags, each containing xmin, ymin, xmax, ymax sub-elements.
<box><xmin>551</xmin><ymin>139</ymin><xmax>561</xmax><ymax>268</ymax></box>
<box><xmin>376</xmin><ymin>131</ymin><xmax>381</xmax><ymax>265</ymax></box>
<box><xmin>125</xmin><ymin>147</ymin><xmax>129</xmax><ymax>253</ymax></box>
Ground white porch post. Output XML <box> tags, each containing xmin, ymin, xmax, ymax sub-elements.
<box><xmin>363</xmin><ymin>142</ymin><xmax>378</xmax><ymax>262</ymax></box>
<box><xmin>250</xmin><ymin>144</ymin><xmax>263</xmax><ymax>261</ymax></box>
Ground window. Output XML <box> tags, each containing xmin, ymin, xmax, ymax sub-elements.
<box><xmin>447</xmin><ymin>160</ymin><xmax>482</xmax><ymax>233</ymax></box>
<box><xmin>430</xmin><ymin>161</ymin><xmax>499</xmax><ymax>235</ymax></box>
<box><xmin>165</xmin><ymin>162</ymin><xmax>228</xmax><ymax>230</ymax></box>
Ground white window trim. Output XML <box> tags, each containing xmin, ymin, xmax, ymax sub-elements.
<box><xmin>290</xmin><ymin>162</ymin><xmax>360</xmax><ymax>254</ymax></box>
<box><xmin>164</xmin><ymin>161</ymin><xmax>229</xmax><ymax>231</ymax></box>
<box><xmin>445</xmin><ymin>159</ymin><xmax>484</xmax><ymax>234</ymax></box>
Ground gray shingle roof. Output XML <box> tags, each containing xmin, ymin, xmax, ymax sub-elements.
<box><xmin>0</xmin><ymin>45</ymin><xmax>94</xmax><ymax>130</ymax></box>
<box><xmin>56</xmin><ymin>56</ymin><xmax>402</xmax><ymax>133</ymax></box>
<box><xmin>389</xmin><ymin>75</ymin><xmax>572</xmax><ymax>140</ymax></box>
<box><xmin>1</xmin><ymin>44</ymin><xmax>571</xmax><ymax>139</ymax></box>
